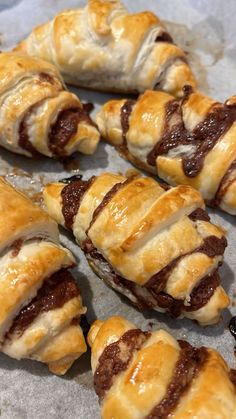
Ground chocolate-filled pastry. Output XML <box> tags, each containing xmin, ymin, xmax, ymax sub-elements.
<box><xmin>0</xmin><ymin>177</ymin><xmax>87</xmax><ymax>375</ymax></box>
<box><xmin>43</xmin><ymin>172</ymin><xmax>229</xmax><ymax>326</ymax></box>
<box><xmin>96</xmin><ymin>88</ymin><xmax>236</xmax><ymax>215</ymax></box>
<box><xmin>15</xmin><ymin>0</ymin><xmax>196</xmax><ymax>97</ymax></box>
<box><xmin>88</xmin><ymin>316</ymin><xmax>236</xmax><ymax>419</ymax></box>
<box><xmin>0</xmin><ymin>52</ymin><xmax>99</xmax><ymax>158</ymax></box>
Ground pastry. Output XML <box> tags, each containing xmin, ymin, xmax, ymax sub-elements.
<box><xmin>0</xmin><ymin>177</ymin><xmax>87</xmax><ymax>375</ymax></box>
<box><xmin>88</xmin><ymin>315</ymin><xmax>236</xmax><ymax>419</ymax></box>
<box><xmin>43</xmin><ymin>172</ymin><xmax>229</xmax><ymax>326</ymax></box>
<box><xmin>0</xmin><ymin>52</ymin><xmax>99</xmax><ymax>158</ymax></box>
<box><xmin>15</xmin><ymin>0</ymin><xmax>196</xmax><ymax>97</ymax></box>
<box><xmin>96</xmin><ymin>87</ymin><xmax>236</xmax><ymax>215</ymax></box>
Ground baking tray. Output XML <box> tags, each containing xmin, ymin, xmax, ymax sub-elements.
<box><xmin>0</xmin><ymin>1</ymin><xmax>236</xmax><ymax>418</ymax></box>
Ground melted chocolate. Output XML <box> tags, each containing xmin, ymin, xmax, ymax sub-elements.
<box><xmin>147</xmin><ymin>99</ymin><xmax>180</xmax><ymax>166</ymax></box>
<box><xmin>149</xmin><ymin>270</ymin><xmax>219</xmax><ymax>317</ymax></box>
<box><xmin>229</xmin><ymin>369</ymin><xmax>236</xmax><ymax>389</ymax></box>
<box><xmin>82</xmin><ymin>102</ymin><xmax>94</xmax><ymax>115</ymax></box>
<box><xmin>82</xmin><ymin>239</ymin><xmax>153</xmax><ymax>310</ymax></box>
<box><xmin>7</xmin><ymin>269</ymin><xmax>80</xmax><ymax>338</ymax></box>
<box><xmin>147</xmin><ymin>98</ymin><xmax>236</xmax><ymax>178</ymax></box>
<box><xmin>94</xmin><ymin>329</ymin><xmax>150</xmax><ymax>401</ymax></box>
<box><xmin>145</xmin><ymin>236</ymin><xmax>227</xmax><ymax>310</ymax></box>
<box><xmin>229</xmin><ymin>316</ymin><xmax>236</xmax><ymax>339</ymax></box>
<box><xmin>48</xmin><ymin>107</ymin><xmax>96</xmax><ymax>156</ymax></box>
<box><xmin>18</xmin><ymin>112</ymin><xmax>39</xmax><ymax>157</ymax></box>
<box><xmin>147</xmin><ymin>341</ymin><xmax>208</xmax><ymax>418</ymax></box>
<box><xmin>11</xmin><ymin>239</ymin><xmax>23</xmax><ymax>257</ymax></box>
<box><xmin>87</xmin><ymin>178</ymin><xmax>133</xmax><ymax>233</ymax></box>
<box><xmin>188</xmin><ymin>208</ymin><xmax>210</xmax><ymax>222</ymax></box>
<box><xmin>39</xmin><ymin>72</ymin><xmax>56</xmax><ymax>84</ymax></box>
<box><xmin>60</xmin><ymin>174</ymin><xmax>83</xmax><ymax>184</ymax></box>
<box><xmin>155</xmin><ymin>32</ymin><xmax>173</xmax><ymax>43</ymax></box>
<box><xmin>184</xmin><ymin>270</ymin><xmax>220</xmax><ymax>312</ymax></box>
<box><xmin>211</xmin><ymin>159</ymin><xmax>236</xmax><ymax>207</ymax></box>
<box><xmin>83</xmin><ymin>234</ymin><xmax>225</xmax><ymax>317</ymax></box>
<box><xmin>120</xmin><ymin>100</ymin><xmax>136</xmax><ymax>137</ymax></box>
<box><xmin>61</xmin><ymin>176</ymin><xmax>96</xmax><ymax>229</ymax></box>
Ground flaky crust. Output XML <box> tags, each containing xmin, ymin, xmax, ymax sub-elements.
<box><xmin>43</xmin><ymin>172</ymin><xmax>229</xmax><ymax>325</ymax></box>
<box><xmin>15</xmin><ymin>0</ymin><xmax>196</xmax><ymax>97</ymax></box>
<box><xmin>0</xmin><ymin>177</ymin><xmax>87</xmax><ymax>374</ymax></box>
<box><xmin>88</xmin><ymin>316</ymin><xmax>236</xmax><ymax>419</ymax></box>
<box><xmin>97</xmin><ymin>89</ymin><xmax>236</xmax><ymax>215</ymax></box>
<box><xmin>0</xmin><ymin>52</ymin><xmax>99</xmax><ymax>158</ymax></box>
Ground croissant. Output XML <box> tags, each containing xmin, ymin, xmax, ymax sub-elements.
<box><xmin>88</xmin><ymin>316</ymin><xmax>236</xmax><ymax>419</ymax></box>
<box><xmin>0</xmin><ymin>52</ymin><xmax>99</xmax><ymax>158</ymax></box>
<box><xmin>43</xmin><ymin>172</ymin><xmax>229</xmax><ymax>326</ymax></box>
<box><xmin>15</xmin><ymin>0</ymin><xmax>196</xmax><ymax>97</ymax></box>
<box><xmin>0</xmin><ymin>177</ymin><xmax>87</xmax><ymax>375</ymax></box>
<box><xmin>96</xmin><ymin>87</ymin><xmax>236</xmax><ymax>215</ymax></box>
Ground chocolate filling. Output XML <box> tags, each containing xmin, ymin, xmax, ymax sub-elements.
<box><xmin>82</xmin><ymin>102</ymin><xmax>94</xmax><ymax>115</ymax></box>
<box><xmin>147</xmin><ymin>96</ymin><xmax>236</xmax><ymax>178</ymax></box>
<box><xmin>6</xmin><ymin>269</ymin><xmax>80</xmax><ymax>338</ymax></box>
<box><xmin>82</xmin><ymin>238</ymin><xmax>154</xmax><ymax>310</ymax></box>
<box><xmin>11</xmin><ymin>239</ymin><xmax>24</xmax><ymax>258</ymax></box>
<box><xmin>87</xmin><ymin>177</ymin><xmax>134</xmax><ymax>233</ymax></box>
<box><xmin>19</xmin><ymin>109</ymin><xmax>40</xmax><ymax>157</ymax></box>
<box><xmin>48</xmin><ymin>106</ymin><xmax>96</xmax><ymax>156</ymax></box>
<box><xmin>155</xmin><ymin>32</ymin><xmax>173</xmax><ymax>43</ymax></box>
<box><xmin>229</xmin><ymin>369</ymin><xmax>236</xmax><ymax>389</ymax></box>
<box><xmin>211</xmin><ymin>159</ymin><xmax>236</xmax><ymax>207</ymax></box>
<box><xmin>94</xmin><ymin>328</ymin><xmax>150</xmax><ymax>401</ymax></box>
<box><xmin>229</xmin><ymin>316</ymin><xmax>236</xmax><ymax>339</ymax></box>
<box><xmin>147</xmin><ymin>340</ymin><xmax>208</xmax><ymax>419</ymax></box>
<box><xmin>188</xmin><ymin>207</ymin><xmax>210</xmax><ymax>222</ymax></box>
<box><xmin>82</xmin><ymin>234</ymin><xmax>224</xmax><ymax>317</ymax></box>
<box><xmin>120</xmin><ymin>100</ymin><xmax>136</xmax><ymax>137</ymax></box>
<box><xmin>145</xmin><ymin>234</ymin><xmax>227</xmax><ymax>315</ymax></box>
<box><xmin>39</xmin><ymin>72</ymin><xmax>56</xmax><ymax>85</ymax></box>
<box><xmin>61</xmin><ymin>175</ymin><xmax>96</xmax><ymax>229</ymax></box>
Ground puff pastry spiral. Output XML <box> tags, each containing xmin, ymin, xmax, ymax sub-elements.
<box><xmin>43</xmin><ymin>172</ymin><xmax>229</xmax><ymax>326</ymax></box>
<box><xmin>97</xmin><ymin>88</ymin><xmax>236</xmax><ymax>215</ymax></box>
<box><xmin>0</xmin><ymin>52</ymin><xmax>99</xmax><ymax>158</ymax></box>
<box><xmin>15</xmin><ymin>0</ymin><xmax>196</xmax><ymax>97</ymax></box>
<box><xmin>0</xmin><ymin>177</ymin><xmax>87</xmax><ymax>375</ymax></box>
<box><xmin>88</xmin><ymin>316</ymin><xmax>236</xmax><ymax>419</ymax></box>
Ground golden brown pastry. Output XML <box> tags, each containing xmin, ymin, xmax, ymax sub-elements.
<box><xmin>15</xmin><ymin>0</ymin><xmax>196</xmax><ymax>97</ymax></box>
<box><xmin>88</xmin><ymin>316</ymin><xmax>236</xmax><ymax>419</ymax></box>
<box><xmin>0</xmin><ymin>52</ymin><xmax>99</xmax><ymax>158</ymax></box>
<box><xmin>96</xmin><ymin>87</ymin><xmax>236</xmax><ymax>215</ymax></box>
<box><xmin>0</xmin><ymin>177</ymin><xmax>87</xmax><ymax>375</ymax></box>
<box><xmin>43</xmin><ymin>172</ymin><xmax>229</xmax><ymax>326</ymax></box>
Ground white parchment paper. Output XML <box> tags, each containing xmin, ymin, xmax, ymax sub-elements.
<box><xmin>0</xmin><ymin>1</ymin><xmax>236</xmax><ymax>418</ymax></box>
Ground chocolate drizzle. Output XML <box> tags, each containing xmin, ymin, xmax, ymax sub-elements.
<box><xmin>6</xmin><ymin>269</ymin><xmax>80</xmax><ymax>339</ymax></box>
<box><xmin>147</xmin><ymin>340</ymin><xmax>208</xmax><ymax>419</ymax></box>
<box><xmin>61</xmin><ymin>175</ymin><xmax>96</xmax><ymax>229</ymax></box>
<box><xmin>48</xmin><ymin>107</ymin><xmax>96</xmax><ymax>156</ymax></box>
<box><xmin>147</xmin><ymin>94</ymin><xmax>236</xmax><ymax>178</ymax></box>
<box><xmin>94</xmin><ymin>329</ymin><xmax>150</xmax><ymax>401</ymax></box>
